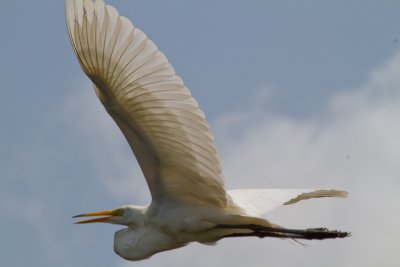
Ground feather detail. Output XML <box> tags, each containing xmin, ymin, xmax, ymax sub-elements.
<box><xmin>66</xmin><ymin>0</ymin><xmax>226</xmax><ymax>206</ymax></box>
<box><xmin>228</xmin><ymin>189</ymin><xmax>347</xmax><ymax>217</ymax></box>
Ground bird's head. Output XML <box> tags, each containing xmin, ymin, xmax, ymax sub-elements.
<box><xmin>72</xmin><ymin>205</ymin><xmax>146</xmax><ymax>226</ymax></box>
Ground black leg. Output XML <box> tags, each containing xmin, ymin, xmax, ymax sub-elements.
<box><xmin>215</xmin><ymin>224</ymin><xmax>350</xmax><ymax>240</ymax></box>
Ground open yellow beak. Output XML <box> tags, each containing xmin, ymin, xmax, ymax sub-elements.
<box><xmin>72</xmin><ymin>209</ymin><xmax>122</xmax><ymax>224</ymax></box>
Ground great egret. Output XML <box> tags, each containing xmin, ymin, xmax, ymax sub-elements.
<box><xmin>66</xmin><ymin>0</ymin><xmax>349</xmax><ymax>261</ymax></box>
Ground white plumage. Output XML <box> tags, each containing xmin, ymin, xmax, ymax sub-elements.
<box><xmin>67</xmin><ymin>0</ymin><xmax>349</xmax><ymax>261</ymax></box>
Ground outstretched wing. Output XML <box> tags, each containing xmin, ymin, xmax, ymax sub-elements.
<box><xmin>66</xmin><ymin>0</ymin><xmax>226</xmax><ymax>207</ymax></box>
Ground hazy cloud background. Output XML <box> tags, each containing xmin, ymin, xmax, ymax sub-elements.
<box><xmin>1</xmin><ymin>1</ymin><xmax>399</xmax><ymax>267</ymax></box>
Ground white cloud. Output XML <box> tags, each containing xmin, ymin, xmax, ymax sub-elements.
<box><xmin>66</xmin><ymin>51</ymin><xmax>400</xmax><ymax>267</ymax></box>
<box><xmin>211</xmin><ymin>51</ymin><xmax>400</xmax><ymax>266</ymax></box>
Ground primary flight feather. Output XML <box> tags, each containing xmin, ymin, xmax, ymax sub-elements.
<box><xmin>66</xmin><ymin>0</ymin><xmax>349</xmax><ymax>261</ymax></box>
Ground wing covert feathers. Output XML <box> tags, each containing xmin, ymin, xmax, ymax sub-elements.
<box><xmin>66</xmin><ymin>0</ymin><xmax>226</xmax><ymax>206</ymax></box>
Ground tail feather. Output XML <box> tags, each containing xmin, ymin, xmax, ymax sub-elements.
<box><xmin>228</xmin><ymin>189</ymin><xmax>347</xmax><ymax>217</ymax></box>
<box><xmin>284</xmin><ymin>189</ymin><xmax>347</xmax><ymax>205</ymax></box>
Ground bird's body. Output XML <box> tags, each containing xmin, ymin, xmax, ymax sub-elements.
<box><xmin>110</xmin><ymin>203</ymin><xmax>236</xmax><ymax>260</ymax></box>
<box><xmin>66</xmin><ymin>0</ymin><xmax>349</xmax><ymax>261</ymax></box>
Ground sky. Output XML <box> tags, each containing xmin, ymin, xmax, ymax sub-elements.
<box><xmin>1</xmin><ymin>1</ymin><xmax>400</xmax><ymax>266</ymax></box>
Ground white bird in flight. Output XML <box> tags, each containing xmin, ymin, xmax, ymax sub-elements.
<box><xmin>66</xmin><ymin>0</ymin><xmax>349</xmax><ymax>261</ymax></box>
